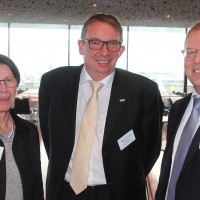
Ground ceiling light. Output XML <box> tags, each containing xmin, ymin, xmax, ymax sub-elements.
<box><xmin>7</xmin><ymin>12</ymin><xmax>13</xmax><ymax>17</ymax></box>
<box><xmin>92</xmin><ymin>3</ymin><xmax>97</xmax><ymax>8</ymax></box>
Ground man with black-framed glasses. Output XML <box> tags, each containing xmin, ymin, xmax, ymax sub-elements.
<box><xmin>39</xmin><ymin>13</ymin><xmax>163</xmax><ymax>200</ymax></box>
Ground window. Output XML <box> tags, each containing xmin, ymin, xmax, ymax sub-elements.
<box><xmin>0</xmin><ymin>23</ymin><xmax>8</xmax><ymax>55</ymax></box>
<box><xmin>116</xmin><ymin>26</ymin><xmax>127</xmax><ymax>70</ymax></box>
<box><xmin>69</xmin><ymin>25</ymin><xmax>83</xmax><ymax>66</ymax></box>
<box><xmin>9</xmin><ymin>24</ymin><xmax>68</xmax><ymax>89</ymax></box>
<box><xmin>0</xmin><ymin>23</ymin><xmax>188</xmax><ymax>96</ymax></box>
<box><xmin>128</xmin><ymin>27</ymin><xmax>185</xmax><ymax>96</ymax></box>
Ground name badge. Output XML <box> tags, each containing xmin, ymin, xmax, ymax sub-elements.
<box><xmin>118</xmin><ymin>130</ymin><xmax>136</xmax><ymax>150</ymax></box>
<box><xmin>0</xmin><ymin>146</ymin><xmax>4</xmax><ymax>161</ymax></box>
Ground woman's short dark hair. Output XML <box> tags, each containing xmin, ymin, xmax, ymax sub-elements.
<box><xmin>0</xmin><ymin>54</ymin><xmax>20</xmax><ymax>85</ymax></box>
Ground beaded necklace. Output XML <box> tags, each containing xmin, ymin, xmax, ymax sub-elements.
<box><xmin>0</xmin><ymin>118</ymin><xmax>14</xmax><ymax>140</ymax></box>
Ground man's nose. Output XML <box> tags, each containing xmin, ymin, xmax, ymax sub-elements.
<box><xmin>100</xmin><ymin>43</ymin><xmax>110</xmax><ymax>56</ymax></box>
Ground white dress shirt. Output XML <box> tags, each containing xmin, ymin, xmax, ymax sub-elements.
<box><xmin>65</xmin><ymin>67</ymin><xmax>114</xmax><ymax>185</ymax></box>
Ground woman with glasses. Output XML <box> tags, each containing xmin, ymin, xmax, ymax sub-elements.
<box><xmin>0</xmin><ymin>54</ymin><xmax>44</xmax><ymax>200</ymax></box>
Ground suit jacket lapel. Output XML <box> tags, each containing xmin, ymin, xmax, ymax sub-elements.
<box><xmin>162</xmin><ymin>95</ymin><xmax>191</xmax><ymax>185</ymax></box>
<box><xmin>181</xmin><ymin>121</ymin><xmax>200</xmax><ymax>173</ymax></box>
<box><xmin>103</xmin><ymin>70</ymin><xmax>127</xmax><ymax>144</ymax></box>
<box><xmin>167</xmin><ymin>95</ymin><xmax>190</xmax><ymax>146</ymax></box>
<box><xmin>60</xmin><ymin>66</ymin><xmax>82</xmax><ymax>144</ymax></box>
<box><xmin>169</xmin><ymin>94</ymin><xmax>200</xmax><ymax>176</ymax></box>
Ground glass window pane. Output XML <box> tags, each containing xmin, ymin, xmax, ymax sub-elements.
<box><xmin>69</xmin><ymin>25</ymin><xmax>83</xmax><ymax>66</ymax></box>
<box><xmin>128</xmin><ymin>27</ymin><xmax>186</xmax><ymax>96</ymax></box>
<box><xmin>116</xmin><ymin>26</ymin><xmax>127</xmax><ymax>70</ymax></box>
<box><xmin>0</xmin><ymin>23</ymin><xmax>8</xmax><ymax>55</ymax></box>
<box><xmin>9</xmin><ymin>24</ymin><xmax>68</xmax><ymax>89</ymax></box>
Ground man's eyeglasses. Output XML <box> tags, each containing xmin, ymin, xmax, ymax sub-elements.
<box><xmin>0</xmin><ymin>76</ymin><xmax>18</xmax><ymax>88</ymax></box>
<box><xmin>82</xmin><ymin>38</ymin><xmax>122</xmax><ymax>52</ymax></box>
<box><xmin>181</xmin><ymin>48</ymin><xmax>200</xmax><ymax>58</ymax></box>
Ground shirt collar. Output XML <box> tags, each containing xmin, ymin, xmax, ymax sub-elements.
<box><xmin>80</xmin><ymin>66</ymin><xmax>115</xmax><ymax>88</ymax></box>
<box><xmin>192</xmin><ymin>90</ymin><xmax>200</xmax><ymax>98</ymax></box>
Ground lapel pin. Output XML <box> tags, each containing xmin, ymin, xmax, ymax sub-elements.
<box><xmin>119</xmin><ymin>99</ymin><xmax>125</xmax><ymax>102</ymax></box>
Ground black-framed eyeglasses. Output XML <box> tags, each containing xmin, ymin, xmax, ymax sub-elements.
<box><xmin>82</xmin><ymin>38</ymin><xmax>122</xmax><ymax>52</ymax></box>
<box><xmin>0</xmin><ymin>76</ymin><xmax>18</xmax><ymax>88</ymax></box>
<box><xmin>181</xmin><ymin>48</ymin><xmax>200</xmax><ymax>58</ymax></box>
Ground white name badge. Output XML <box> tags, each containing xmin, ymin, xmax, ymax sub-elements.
<box><xmin>117</xmin><ymin>130</ymin><xmax>136</xmax><ymax>150</ymax></box>
<box><xmin>0</xmin><ymin>146</ymin><xmax>4</xmax><ymax>161</ymax></box>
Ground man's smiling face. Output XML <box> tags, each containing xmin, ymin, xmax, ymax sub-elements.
<box><xmin>78</xmin><ymin>21</ymin><xmax>125</xmax><ymax>81</ymax></box>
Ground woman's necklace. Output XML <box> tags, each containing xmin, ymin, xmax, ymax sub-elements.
<box><xmin>0</xmin><ymin>118</ymin><xmax>14</xmax><ymax>140</ymax></box>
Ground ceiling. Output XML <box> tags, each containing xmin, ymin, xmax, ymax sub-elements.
<box><xmin>0</xmin><ymin>0</ymin><xmax>200</xmax><ymax>27</ymax></box>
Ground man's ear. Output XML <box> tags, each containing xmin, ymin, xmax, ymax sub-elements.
<box><xmin>118</xmin><ymin>45</ymin><xmax>125</xmax><ymax>57</ymax></box>
<box><xmin>78</xmin><ymin>39</ymin><xmax>84</xmax><ymax>55</ymax></box>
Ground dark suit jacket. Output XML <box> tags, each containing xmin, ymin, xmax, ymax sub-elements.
<box><xmin>39</xmin><ymin>65</ymin><xmax>163</xmax><ymax>200</ymax></box>
<box><xmin>156</xmin><ymin>94</ymin><xmax>200</xmax><ymax>200</ymax></box>
<box><xmin>0</xmin><ymin>109</ymin><xmax>44</xmax><ymax>200</ymax></box>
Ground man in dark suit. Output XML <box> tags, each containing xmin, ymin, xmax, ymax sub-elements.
<box><xmin>156</xmin><ymin>21</ymin><xmax>200</xmax><ymax>200</ymax></box>
<box><xmin>39</xmin><ymin>14</ymin><xmax>163</xmax><ymax>200</ymax></box>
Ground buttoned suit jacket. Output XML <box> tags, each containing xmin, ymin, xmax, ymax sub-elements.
<box><xmin>0</xmin><ymin>109</ymin><xmax>44</xmax><ymax>200</ymax></box>
<box><xmin>156</xmin><ymin>94</ymin><xmax>200</xmax><ymax>200</ymax></box>
<box><xmin>39</xmin><ymin>65</ymin><xmax>163</xmax><ymax>200</ymax></box>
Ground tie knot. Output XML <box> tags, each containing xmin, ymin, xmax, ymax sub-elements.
<box><xmin>193</xmin><ymin>96</ymin><xmax>200</xmax><ymax>110</ymax></box>
<box><xmin>89</xmin><ymin>80</ymin><xmax>104</xmax><ymax>93</ymax></box>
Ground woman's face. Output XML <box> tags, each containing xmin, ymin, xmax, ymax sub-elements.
<box><xmin>0</xmin><ymin>64</ymin><xmax>17</xmax><ymax>113</ymax></box>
